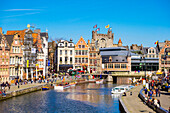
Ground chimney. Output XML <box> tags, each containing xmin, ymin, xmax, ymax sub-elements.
<box><xmin>0</xmin><ymin>27</ymin><xmax>2</xmax><ymax>34</ymax></box>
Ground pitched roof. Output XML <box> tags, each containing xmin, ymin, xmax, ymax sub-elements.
<box><xmin>4</xmin><ymin>35</ymin><xmax>14</xmax><ymax>46</ymax></box>
<box><xmin>40</xmin><ymin>32</ymin><xmax>48</xmax><ymax>40</ymax></box>
<box><xmin>6</xmin><ymin>29</ymin><xmax>26</xmax><ymax>45</ymax></box>
<box><xmin>118</xmin><ymin>38</ymin><xmax>122</xmax><ymax>43</ymax></box>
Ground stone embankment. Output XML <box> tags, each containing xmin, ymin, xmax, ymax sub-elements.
<box><xmin>0</xmin><ymin>83</ymin><xmax>46</xmax><ymax>101</ymax></box>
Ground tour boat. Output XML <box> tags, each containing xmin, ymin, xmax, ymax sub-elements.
<box><xmin>54</xmin><ymin>84</ymin><xmax>71</xmax><ymax>90</ymax></box>
<box><xmin>96</xmin><ymin>79</ymin><xmax>104</xmax><ymax>84</ymax></box>
<box><xmin>70</xmin><ymin>82</ymin><xmax>77</xmax><ymax>87</ymax></box>
<box><xmin>111</xmin><ymin>85</ymin><xmax>128</xmax><ymax>94</ymax></box>
<box><xmin>42</xmin><ymin>86</ymin><xmax>49</xmax><ymax>90</ymax></box>
<box><xmin>111</xmin><ymin>85</ymin><xmax>134</xmax><ymax>94</ymax></box>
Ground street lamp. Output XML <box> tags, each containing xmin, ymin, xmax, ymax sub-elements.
<box><xmin>140</xmin><ymin>56</ymin><xmax>146</xmax><ymax>80</ymax></box>
<box><xmin>15</xmin><ymin>62</ymin><xmax>19</xmax><ymax>88</ymax></box>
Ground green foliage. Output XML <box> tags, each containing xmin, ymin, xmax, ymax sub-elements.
<box><xmin>131</xmin><ymin>51</ymin><xmax>143</xmax><ymax>54</ymax></box>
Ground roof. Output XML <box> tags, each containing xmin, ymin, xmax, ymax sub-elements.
<box><xmin>102</xmin><ymin>56</ymin><xmax>128</xmax><ymax>63</ymax></box>
<box><xmin>6</xmin><ymin>29</ymin><xmax>26</xmax><ymax>45</ymax></box>
<box><xmin>4</xmin><ymin>35</ymin><xmax>14</xmax><ymax>46</ymax></box>
<box><xmin>99</xmin><ymin>47</ymin><xmax>127</xmax><ymax>51</ymax></box>
<box><xmin>118</xmin><ymin>38</ymin><xmax>122</xmax><ymax>43</ymax></box>
<box><xmin>40</xmin><ymin>32</ymin><xmax>48</xmax><ymax>40</ymax></box>
<box><xmin>142</xmin><ymin>47</ymin><xmax>159</xmax><ymax>54</ymax></box>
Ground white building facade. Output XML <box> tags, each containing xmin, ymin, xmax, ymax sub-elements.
<box><xmin>56</xmin><ymin>39</ymin><xmax>75</xmax><ymax>72</ymax></box>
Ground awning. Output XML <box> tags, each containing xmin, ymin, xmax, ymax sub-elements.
<box><xmin>156</xmin><ymin>70</ymin><xmax>163</xmax><ymax>74</ymax></box>
<box><xmin>59</xmin><ymin>64</ymin><xmax>73</xmax><ymax>68</ymax></box>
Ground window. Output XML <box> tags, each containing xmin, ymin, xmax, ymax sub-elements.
<box><xmin>92</xmin><ymin>46</ymin><xmax>94</xmax><ymax>50</ymax></box>
<box><xmin>104</xmin><ymin>64</ymin><xmax>107</xmax><ymax>68</ymax></box>
<box><xmin>82</xmin><ymin>45</ymin><xmax>85</xmax><ymax>48</ymax></box>
<box><xmin>85</xmin><ymin>50</ymin><xmax>87</xmax><ymax>55</ymax></box>
<box><xmin>94</xmin><ymin>53</ymin><xmax>96</xmax><ymax>57</ymax></box>
<box><xmin>70</xmin><ymin>50</ymin><xmax>72</xmax><ymax>55</ymax></box>
<box><xmin>80</xmin><ymin>41</ymin><xmax>83</xmax><ymax>43</ymax></box>
<box><xmin>86</xmin><ymin>58</ymin><xmax>88</xmax><ymax>63</ymax></box>
<box><xmin>108</xmin><ymin>64</ymin><xmax>113</xmax><ymax>68</ymax></box>
<box><xmin>79</xmin><ymin>50</ymin><xmax>81</xmax><ymax>55</ymax></box>
<box><xmin>90</xmin><ymin>59</ymin><xmax>92</xmax><ymax>64</ymax></box>
<box><xmin>75</xmin><ymin>50</ymin><xmax>78</xmax><ymax>55</ymax></box>
<box><xmin>65</xmin><ymin>50</ymin><xmax>67</xmax><ymax>55</ymax></box>
<box><xmin>15</xmin><ymin>40</ymin><xmax>17</xmax><ymax>44</ymax></box>
<box><xmin>75</xmin><ymin>58</ymin><xmax>77</xmax><ymax>63</ymax></box>
<box><xmin>78</xmin><ymin>45</ymin><xmax>81</xmax><ymax>48</ymax></box>
<box><xmin>82</xmin><ymin>50</ymin><xmax>84</xmax><ymax>55</ymax></box>
<box><xmin>79</xmin><ymin>58</ymin><xmax>81</xmax><ymax>63</ymax></box>
<box><xmin>90</xmin><ymin>53</ymin><xmax>92</xmax><ymax>57</ymax></box>
<box><xmin>65</xmin><ymin>57</ymin><xmax>67</xmax><ymax>61</ymax></box>
<box><xmin>121</xmin><ymin>64</ymin><xmax>127</xmax><ymax>68</ymax></box>
<box><xmin>115</xmin><ymin>64</ymin><xmax>120</xmax><ymax>68</ymax></box>
<box><xmin>12</xmin><ymin>47</ymin><xmax>14</xmax><ymax>53</ymax></box>
<box><xmin>65</xmin><ymin>43</ymin><xmax>67</xmax><ymax>47</ymax></box>
<box><xmin>152</xmin><ymin>50</ymin><xmax>154</xmax><ymax>53</ymax></box>
<box><xmin>60</xmin><ymin>50</ymin><xmax>62</xmax><ymax>55</ymax></box>
<box><xmin>70</xmin><ymin>57</ymin><xmax>72</xmax><ymax>62</ymax></box>
<box><xmin>60</xmin><ymin>57</ymin><xmax>62</xmax><ymax>61</ymax></box>
<box><xmin>149</xmin><ymin>49</ymin><xmax>151</xmax><ymax>53</ymax></box>
<box><xmin>82</xmin><ymin>58</ymin><xmax>84</xmax><ymax>63</ymax></box>
<box><xmin>10</xmin><ymin>57</ymin><xmax>12</xmax><ymax>64</ymax></box>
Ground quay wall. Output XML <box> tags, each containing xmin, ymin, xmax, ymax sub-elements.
<box><xmin>119</xmin><ymin>94</ymin><xmax>130</xmax><ymax>113</ymax></box>
<box><xmin>0</xmin><ymin>84</ymin><xmax>46</xmax><ymax>101</ymax></box>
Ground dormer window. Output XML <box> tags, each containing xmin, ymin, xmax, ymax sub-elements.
<box><xmin>109</xmin><ymin>56</ymin><xmax>112</xmax><ymax>62</ymax></box>
<box><xmin>65</xmin><ymin>43</ymin><xmax>67</xmax><ymax>47</ymax></box>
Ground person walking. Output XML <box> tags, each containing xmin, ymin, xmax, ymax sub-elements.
<box><xmin>158</xmin><ymin>89</ymin><xmax>161</xmax><ymax>97</ymax></box>
<box><xmin>155</xmin><ymin>87</ymin><xmax>158</xmax><ymax>97</ymax></box>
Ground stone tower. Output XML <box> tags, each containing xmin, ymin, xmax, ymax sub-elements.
<box><xmin>92</xmin><ymin>30</ymin><xmax>114</xmax><ymax>49</ymax></box>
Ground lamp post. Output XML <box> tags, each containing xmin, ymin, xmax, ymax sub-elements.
<box><xmin>140</xmin><ymin>56</ymin><xmax>146</xmax><ymax>80</ymax></box>
<box><xmin>15</xmin><ymin>62</ymin><xmax>19</xmax><ymax>88</ymax></box>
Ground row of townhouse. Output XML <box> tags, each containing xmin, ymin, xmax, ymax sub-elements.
<box><xmin>0</xmin><ymin>26</ymin><xmax>48</xmax><ymax>83</ymax></box>
<box><xmin>52</xmin><ymin>30</ymin><xmax>170</xmax><ymax>74</ymax></box>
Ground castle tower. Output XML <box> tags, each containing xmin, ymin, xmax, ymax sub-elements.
<box><xmin>118</xmin><ymin>38</ymin><xmax>122</xmax><ymax>47</ymax></box>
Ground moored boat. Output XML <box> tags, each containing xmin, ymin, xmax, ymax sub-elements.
<box><xmin>70</xmin><ymin>82</ymin><xmax>77</xmax><ymax>87</ymax></box>
<box><xmin>96</xmin><ymin>79</ymin><xmax>103</xmax><ymax>84</ymax></box>
<box><xmin>42</xmin><ymin>86</ymin><xmax>49</xmax><ymax>90</ymax></box>
<box><xmin>111</xmin><ymin>85</ymin><xmax>134</xmax><ymax>94</ymax></box>
<box><xmin>54</xmin><ymin>83</ymin><xmax>71</xmax><ymax>90</ymax></box>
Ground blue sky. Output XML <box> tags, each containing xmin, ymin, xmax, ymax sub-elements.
<box><xmin>0</xmin><ymin>0</ymin><xmax>170</xmax><ymax>47</ymax></box>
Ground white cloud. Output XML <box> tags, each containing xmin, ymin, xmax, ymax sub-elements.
<box><xmin>4</xmin><ymin>12</ymin><xmax>40</xmax><ymax>18</ymax></box>
<box><xmin>4</xmin><ymin>9</ymin><xmax>40</xmax><ymax>11</ymax></box>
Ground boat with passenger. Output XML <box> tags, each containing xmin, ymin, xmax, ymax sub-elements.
<box><xmin>54</xmin><ymin>83</ymin><xmax>70</xmax><ymax>90</ymax></box>
<box><xmin>111</xmin><ymin>85</ymin><xmax>134</xmax><ymax>94</ymax></box>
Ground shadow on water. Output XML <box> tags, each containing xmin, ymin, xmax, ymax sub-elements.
<box><xmin>0</xmin><ymin>83</ymin><xmax>120</xmax><ymax>113</ymax></box>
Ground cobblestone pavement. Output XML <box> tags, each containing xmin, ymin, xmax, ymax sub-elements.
<box><xmin>122</xmin><ymin>85</ymin><xmax>155</xmax><ymax>113</ymax></box>
<box><xmin>4</xmin><ymin>83</ymin><xmax>46</xmax><ymax>93</ymax></box>
<box><xmin>154</xmin><ymin>90</ymin><xmax>170</xmax><ymax>110</ymax></box>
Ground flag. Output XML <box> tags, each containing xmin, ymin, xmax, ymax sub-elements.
<box><xmin>93</xmin><ymin>24</ymin><xmax>97</xmax><ymax>28</ymax></box>
<box><xmin>105</xmin><ymin>24</ymin><xmax>109</xmax><ymax>28</ymax></box>
<box><xmin>27</xmin><ymin>60</ymin><xmax>29</xmax><ymax>67</ymax></box>
<box><xmin>154</xmin><ymin>41</ymin><xmax>158</xmax><ymax>44</ymax></box>
<box><xmin>100</xmin><ymin>75</ymin><xmax>102</xmax><ymax>79</ymax></box>
<box><xmin>108</xmin><ymin>27</ymin><xmax>112</xmax><ymax>31</ymax></box>
<box><xmin>96</xmin><ymin>28</ymin><xmax>100</xmax><ymax>31</ymax></box>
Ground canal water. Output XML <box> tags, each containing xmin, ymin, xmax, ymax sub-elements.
<box><xmin>0</xmin><ymin>83</ymin><xmax>120</xmax><ymax>113</ymax></box>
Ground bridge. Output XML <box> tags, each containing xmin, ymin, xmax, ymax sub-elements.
<box><xmin>82</xmin><ymin>71</ymin><xmax>147</xmax><ymax>84</ymax></box>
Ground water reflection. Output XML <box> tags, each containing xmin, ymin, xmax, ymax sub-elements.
<box><xmin>0</xmin><ymin>83</ymin><xmax>120</xmax><ymax>113</ymax></box>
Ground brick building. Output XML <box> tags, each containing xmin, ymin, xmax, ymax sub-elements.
<box><xmin>75</xmin><ymin>36</ymin><xmax>88</xmax><ymax>72</ymax></box>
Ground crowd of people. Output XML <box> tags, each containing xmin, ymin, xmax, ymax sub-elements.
<box><xmin>0</xmin><ymin>81</ymin><xmax>11</xmax><ymax>96</ymax></box>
